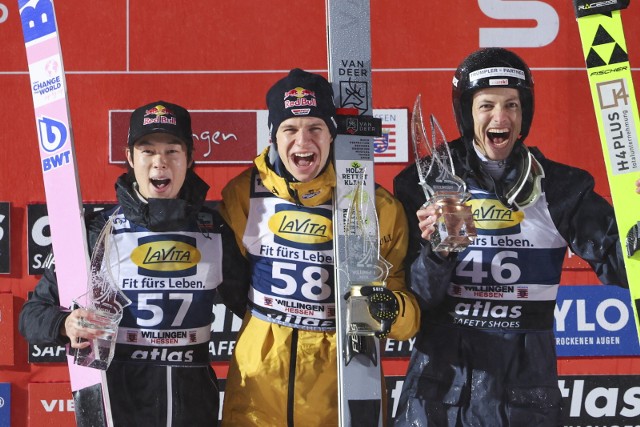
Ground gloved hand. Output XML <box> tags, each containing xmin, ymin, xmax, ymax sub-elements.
<box><xmin>359</xmin><ymin>286</ymin><xmax>399</xmax><ymax>338</ymax></box>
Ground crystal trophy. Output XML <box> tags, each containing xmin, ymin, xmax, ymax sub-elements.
<box><xmin>73</xmin><ymin>214</ymin><xmax>131</xmax><ymax>370</ymax></box>
<box><xmin>412</xmin><ymin>94</ymin><xmax>477</xmax><ymax>252</ymax></box>
<box><xmin>344</xmin><ymin>168</ymin><xmax>392</xmax><ymax>337</ymax></box>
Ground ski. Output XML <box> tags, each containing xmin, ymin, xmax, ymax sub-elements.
<box><xmin>18</xmin><ymin>1</ymin><xmax>113</xmax><ymax>425</ymax></box>
<box><xmin>573</xmin><ymin>0</ymin><xmax>640</xmax><ymax>342</ymax></box>
<box><xmin>326</xmin><ymin>1</ymin><xmax>385</xmax><ymax>425</ymax></box>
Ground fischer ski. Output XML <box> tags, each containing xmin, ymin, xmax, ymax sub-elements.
<box><xmin>573</xmin><ymin>0</ymin><xmax>640</xmax><ymax>342</ymax></box>
<box><xmin>18</xmin><ymin>1</ymin><xmax>114</xmax><ymax>425</ymax></box>
<box><xmin>326</xmin><ymin>1</ymin><xmax>386</xmax><ymax>425</ymax></box>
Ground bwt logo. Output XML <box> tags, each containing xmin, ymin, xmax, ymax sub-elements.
<box><xmin>38</xmin><ymin>116</ymin><xmax>66</xmax><ymax>152</ymax></box>
<box><xmin>19</xmin><ymin>0</ymin><xmax>56</xmax><ymax>42</ymax></box>
<box><xmin>38</xmin><ymin>116</ymin><xmax>71</xmax><ymax>172</ymax></box>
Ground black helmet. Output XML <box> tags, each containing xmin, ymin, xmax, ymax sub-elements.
<box><xmin>452</xmin><ymin>48</ymin><xmax>534</xmax><ymax>144</ymax></box>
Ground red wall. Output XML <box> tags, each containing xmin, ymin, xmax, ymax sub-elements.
<box><xmin>1</xmin><ymin>1</ymin><xmax>640</xmax><ymax>425</ymax></box>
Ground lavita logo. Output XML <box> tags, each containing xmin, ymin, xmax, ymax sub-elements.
<box><xmin>478</xmin><ymin>0</ymin><xmax>560</xmax><ymax>47</ymax></box>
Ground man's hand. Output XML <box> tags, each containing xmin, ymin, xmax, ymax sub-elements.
<box><xmin>416</xmin><ymin>204</ymin><xmax>440</xmax><ymax>241</ymax></box>
<box><xmin>62</xmin><ymin>307</ymin><xmax>107</xmax><ymax>349</ymax></box>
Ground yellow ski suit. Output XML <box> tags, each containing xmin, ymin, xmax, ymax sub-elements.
<box><xmin>219</xmin><ymin>148</ymin><xmax>420</xmax><ymax>426</ymax></box>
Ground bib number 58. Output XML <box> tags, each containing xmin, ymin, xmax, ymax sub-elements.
<box><xmin>272</xmin><ymin>261</ymin><xmax>332</xmax><ymax>300</ymax></box>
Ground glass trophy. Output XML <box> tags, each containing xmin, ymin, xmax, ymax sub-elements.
<box><xmin>73</xmin><ymin>215</ymin><xmax>131</xmax><ymax>370</ymax></box>
<box><xmin>412</xmin><ymin>94</ymin><xmax>477</xmax><ymax>252</ymax></box>
<box><xmin>344</xmin><ymin>168</ymin><xmax>392</xmax><ymax>337</ymax></box>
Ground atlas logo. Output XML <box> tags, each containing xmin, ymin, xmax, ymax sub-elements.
<box><xmin>454</xmin><ymin>300</ymin><xmax>522</xmax><ymax>319</ymax></box>
<box><xmin>559</xmin><ymin>377</ymin><xmax>640</xmax><ymax>419</ymax></box>
<box><xmin>130</xmin><ymin>348</ymin><xmax>194</xmax><ymax>362</ymax></box>
<box><xmin>131</xmin><ymin>234</ymin><xmax>200</xmax><ymax>277</ymax></box>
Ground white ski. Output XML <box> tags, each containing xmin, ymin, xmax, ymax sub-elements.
<box><xmin>326</xmin><ymin>1</ymin><xmax>386</xmax><ymax>425</ymax></box>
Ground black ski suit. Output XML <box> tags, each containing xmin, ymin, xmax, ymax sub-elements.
<box><xmin>392</xmin><ymin>139</ymin><xmax>628</xmax><ymax>427</ymax></box>
<box><xmin>19</xmin><ymin>170</ymin><xmax>248</xmax><ymax>427</ymax></box>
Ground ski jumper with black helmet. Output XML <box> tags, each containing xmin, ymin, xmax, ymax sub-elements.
<box><xmin>393</xmin><ymin>48</ymin><xmax>628</xmax><ymax>427</ymax></box>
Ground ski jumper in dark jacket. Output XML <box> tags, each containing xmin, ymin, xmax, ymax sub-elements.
<box><xmin>19</xmin><ymin>170</ymin><xmax>248</xmax><ymax>427</ymax></box>
<box><xmin>392</xmin><ymin>139</ymin><xmax>628</xmax><ymax>427</ymax></box>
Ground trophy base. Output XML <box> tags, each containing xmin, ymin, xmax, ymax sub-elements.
<box><xmin>346</xmin><ymin>285</ymin><xmax>386</xmax><ymax>337</ymax></box>
<box><xmin>72</xmin><ymin>307</ymin><xmax>120</xmax><ymax>371</ymax></box>
<box><xmin>432</xmin><ymin>236</ymin><xmax>476</xmax><ymax>253</ymax></box>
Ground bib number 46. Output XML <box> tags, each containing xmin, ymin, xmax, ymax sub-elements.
<box><xmin>456</xmin><ymin>250</ymin><xmax>521</xmax><ymax>284</ymax></box>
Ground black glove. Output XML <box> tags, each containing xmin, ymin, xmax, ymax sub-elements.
<box><xmin>359</xmin><ymin>286</ymin><xmax>399</xmax><ymax>338</ymax></box>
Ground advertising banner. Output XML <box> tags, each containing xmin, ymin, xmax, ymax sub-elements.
<box><xmin>110</xmin><ymin>109</ymin><xmax>408</xmax><ymax>164</ymax></box>
<box><xmin>0</xmin><ymin>383</ymin><xmax>9</xmax><ymax>427</ymax></box>
<box><xmin>555</xmin><ymin>285</ymin><xmax>640</xmax><ymax>356</ymax></box>
<box><xmin>385</xmin><ymin>375</ymin><xmax>640</xmax><ymax>426</ymax></box>
<box><xmin>27</xmin><ymin>382</ymin><xmax>75</xmax><ymax>427</ymax></box>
